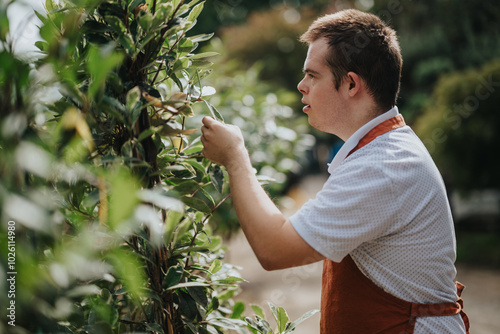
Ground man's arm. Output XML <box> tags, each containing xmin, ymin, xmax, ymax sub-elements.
<box><xmin>200</xmin><ymin>117</ymin><xmax>324</xmax><ymax>270</ymax></box>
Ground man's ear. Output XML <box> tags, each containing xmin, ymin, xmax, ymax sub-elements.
<box><xmin>346</xmin><ymin>72</ymin><xmax>362</xmax><ymax>97</ymax></box>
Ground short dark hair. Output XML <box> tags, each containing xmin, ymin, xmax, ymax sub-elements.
<box><xmin>300</xmin><ymin>9</ymin><xmax>402</xmax><ymax>111</ymax></box>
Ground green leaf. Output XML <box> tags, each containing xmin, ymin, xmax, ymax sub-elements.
<box><xmin>172</xmin><ymin>58</ymin><xmax>190</xmax><ymax>73</ymax></box>
<box><xmin>190</xmin><ymin>33</ymin><xmax>214</xmax><ymax>43</ymax></box>
<box><xmin>188</xmin><ymin>51</ymin><xmax>218</xmax><ymax>60</ymax></box>
<box><xmin>104</xmin><ymin>15</ymin><xmax>126</xmax><ymax>33</ymax></box>
<box><xmin>82</xmin><ymin>20</ymin><xmax>111</xmax><ymax>33</ymax></box>
<box><xmin>193</xmin><ymin>186</ymin><xmax>215</xmax><ymax>209</ymax></box>
<box><xmin>119</xmin><ymin>33</ymin><xmax>137</xmax><ymax>58</ymax></box>
<box><xmin>126</xmin><ymin>86</ymin><xmax>141</xmax><ymax>111</ymax></box>
<box><xmin>174</xmin><ymin>179</ymin><xmax>201</xmax><ymax>195</ymax></box>
<box><xmin>209</xmin><ymin>165</ymin><xmax>224</xmax><ymax>194</ymax></box>
<box><xmin>187</xmin><ymin>286</ymin><xmax>208</xmax><ymax>308</ymax></box>
<box><xmin>246</xmin><ymin>315</ymin><xmax>272</xmax><ymax>333</ymax></box>
<box><xmin>172</xmin><ymin>216</ymin><xmax>193</xmax><ymax>246</ymax></box>
<box><xmin>187</xmin><ymin>2</ymin><xmax>204</xmax><ymax>24</ymax></box>
<box><xmin>35</xmin><ymin>40</ymin><xmax>49</xmax><ymax>52</ymax></box>
<box><xmin>171</xmin><ymin>0</ymin><xmax>182</xmax><ymax>12</ymax></box>
<box><xmin>251</xmin><ymin>305</ymin><xmax>266</xmax><ymax>320</ymax></box>
<box><xmin>207</xmin><ymin>318</ymin><xmax>247</xmax><ymax>330</ymax></box>
<box><xmin>190</xmin><ymin>59</ymin><xmax>213</xmax><ymax>68</ymax></box>
<box><xmin>187</xmin><ymin>0</ymin><xmax>204</xmax><ymax>8</ymax></box>
<box><xmin>203</xmin><ymin>100</ymin><xmax>224</xmax><ymax>122</ymax></box>
<box><xmin>107</xmin><ymin>168</ymin><xmax>139</xmax><ymax>229</ymax></box>
<box><xmin>231</xmin><ymin>302</ymin><xmax>245</xmax><ymax>319</ymax></box>
<box><xmin>208</xmin><ymin>259</ymin><xmax>222</xmax><ymax>275</ymax></box>
<box><xmin>286</xmin><ymin>309</ymin><xmax>320</xmax><ymax>332</ymax></box>
<box><xmin>152</xmin><ymin>2</ymin><xmax>173</xmax><ymax>26</ymax></box>
<box><xmin>178</xmin><ymin>290</ymin><xmax>201</xmax><ymax>321</ymax></box>
<box><xmin>182</xmin><ymin>196</ymin><xmax>212</xmax><ymax>214</ymax></box>
<box><xmin>181</xmin><ymin>159</ymin><xmax>206</xmax><ymax>176</ymax></box>
<box><xmin>179</xmin><ymin>105</ymin><xmax>194</xmax><ymax>117</ymax></box>
<box><xmin>205</xmin><ymin>235</ymin><xmax>222</xmax><ymax>251</ymax></box>
<box><xmin>164</xmin><ymin>210</ymin><xmax>184</xmax><ymax>245</ymax></box>
<box><xmin>164</xmin><ymin>264</ymin><xmax>183</xmax><ymax>289</ymax></box>
<box><xmin>0</xmin><ymin>9</ymin><xmax>9</xmax><ymax>41</ymax></box>
<box><xmin>137</xmin><ymin>127</ymin><xmax>157</xmax><ymax>141</ymax></box>
<box><xmin>128</xmin><ymin>0</ymin><xmax>145</xmax><ymax>12</ymax></box>
<box><xmin>269</xmin><ymin>303</ymin><xmax>289</xmax><ymax>333</ymax></box>
<box><xmin>108</xmin><ymin>250</ymin><xmax>146</xmax><ymax>299</ymax></box>
<box><xmin>87</xmin><ymin>45</ymin><xmax>124</xmax><ymax>99</ymax></box>
<box><xmin>178</xmin><ymin>38</ymin><xmax>195</xmax><ymax>55</ymax></box>
<box><xmin>214</xmin><ymin>276</ymin><xmax>246</xmax><ymax>284</ymax></box>
<box><xmin>138</xmin><ymin>12</ymin><xmax>153</xmax><ymax>31</ymax></box>
<box><xmin>138</xmin><ymin>189</ymin><xmax>185</xmax><ymax>212</ymax></box>
<box><xmin>205</xmin><ymin>296</ymin><xmax>219</xmax><ymax>317</ymax></box>
<box><xmin>167</xmin><ymin>281</ymin><xmax>210</xmax><ymax>290</ymax></box>
<box><xmin>98</xmin><ymin>2</ymin><xmax>123</xmax><ymax>18</ymax></box>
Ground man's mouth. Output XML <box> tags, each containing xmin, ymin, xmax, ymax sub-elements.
<box><xmin>303</xmin><ymin>104</ymin><xmax>311</xmax><ymax>113</ymax></box>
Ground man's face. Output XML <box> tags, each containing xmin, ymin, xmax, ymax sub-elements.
<box><xmin>297</xmin><ymin>38</ymin><xmax>349</xmax><ymax>136</ymax></box>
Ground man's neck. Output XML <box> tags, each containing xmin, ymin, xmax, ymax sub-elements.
<box><xmin>338</xmin><ymin>102</ymin><xmax>386</xmax><ymax>141</ymax></box>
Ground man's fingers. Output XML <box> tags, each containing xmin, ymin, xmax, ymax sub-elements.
<box><xmin>202</xmin><ymin>116</ymin><xmax>215</xmax><ymax>127</ymax></box>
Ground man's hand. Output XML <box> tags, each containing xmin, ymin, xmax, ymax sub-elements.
<box><xmin>200</xmin><ymin>116</ymin><xmax>247</xmax><ymax>169</ymax></box>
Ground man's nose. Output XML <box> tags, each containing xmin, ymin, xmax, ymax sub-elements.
<box><xmin>297</xmin><ymin>78</ymin><xmax>307</xmax><ymax>94</ymax></box>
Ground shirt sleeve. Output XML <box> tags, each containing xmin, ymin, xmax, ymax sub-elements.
<box><xmin>289</xmin><ymin>160</ymin><xmax>400</xmax><ymax>262</ymax></box>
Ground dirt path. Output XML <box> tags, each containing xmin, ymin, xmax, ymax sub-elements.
<box><xmin>225</xmin><ymin>174</ymin><xmax>500</xmax><ymax>333</ymax></box>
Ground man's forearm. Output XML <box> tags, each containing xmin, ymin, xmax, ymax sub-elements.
<box><xmin>225</xmin><ymin>150</ymin><xmax>323</xmax><ymax>270</ymax></box>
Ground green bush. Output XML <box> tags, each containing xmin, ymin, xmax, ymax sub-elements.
<box><xmin>0</xmin><ymin>0</ymin><xmax>247</xmax><ymax>332</ymax></box>
<box><xmin>0</xmin><ymin>0</ymin><xmax>320</xmax><ymax>332</ymax></box>
<box><xmin>414</xmin><ymin>59</ymin><xmax>500</xmax><ymax>192</ymax></box>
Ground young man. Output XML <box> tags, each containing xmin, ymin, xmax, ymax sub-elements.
<box><xmin>200</xmin><ymin>9</ymin><xmax>469</xmax><ymax>334</ymax></box>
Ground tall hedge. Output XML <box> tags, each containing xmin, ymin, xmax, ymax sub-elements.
<box><xmin>1</xmin><ymin>0</ymin><xmax>248</xmax><ymax>332</ymax></box>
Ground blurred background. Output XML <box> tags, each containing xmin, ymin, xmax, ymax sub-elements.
<box><xmin>7</xmin><ymin>0</ymin><xmax>500</xmax><ymax>332</ymax></box>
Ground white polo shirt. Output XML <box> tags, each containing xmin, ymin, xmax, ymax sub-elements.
<box><xmin>290</xmin><ymin>107</ymin><xmax>466</xmax><ymax>333</ymax></box>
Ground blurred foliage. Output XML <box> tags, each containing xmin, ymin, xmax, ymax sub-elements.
<box><xmin>217</xmin><ymin>5</ymin><xmax>317</xmax><ymax>93</ymax></box>
<box><xmin>190</xmin><ymin>0</ymin><xmax>328</xmax><ymax>37</ymax></box>
<box><xmin>372</xmin><ymin>0</ymin><xmax>500</xmax><ymax>120</ymax></box>
<box><xmin>0</xmin><ymin>0</ymin><xmax>298</xmax><ymax>332</ymax></box>
<box><xmin>414</xmin><ymin>59</ymin><xmax>500</xmax><ymax>192</ymax></box>
<box><xmin>244</xmin><ymin>303</ymin><xmax>318</xmax><ymax>334</ymax></box>
<box><xmin>456</xmin><ymin>231</ymin><xmax>500</xmax><ymax>268</ymax></box>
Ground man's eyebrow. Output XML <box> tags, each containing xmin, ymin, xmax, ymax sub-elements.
<box><xmin>303</xmin><ymin>68</ymin><xmax>321</xmax><ymax>75</ymax></box>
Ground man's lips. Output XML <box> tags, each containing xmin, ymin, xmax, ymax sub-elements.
<box><xmin>302</xmin><ymin>100</ymin><xmax>311</xmax><ymax>113</ymax></box>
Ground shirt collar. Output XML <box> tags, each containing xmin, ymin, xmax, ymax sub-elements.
<box><xmin>327</xmin><ymin>106</ymin><xmax>400</xmax><ymax>174</ymax></box>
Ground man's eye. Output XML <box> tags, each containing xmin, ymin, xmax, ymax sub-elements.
<box><xmin>308</xmin><ymin>74</ymin><xmax>315</xmax><ymax>79</ymax></box>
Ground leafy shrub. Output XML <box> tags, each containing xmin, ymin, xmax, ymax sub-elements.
<box><xmin>414</xmin><ymin>59</ymin><xmax>500</xmax><ymax>192</ymax></box>
<box><xmin>1</xmin><ymin>0</ymin><xmax>249</xmax><ymax>332</ymax></box>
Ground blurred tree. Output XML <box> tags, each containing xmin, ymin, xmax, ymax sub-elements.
<box><xmin>371</xmin><ymin>0</ymin><xmax>500</xmax><ymax>120</ymax></box>
<box><xmin>190</xmin><ymin>0</ymin><xmax>328</xmax><ymax>37</ymax></box>
<box><xmin>414</xmin><ymin>59</ymin><xmax>500</xmax><ymax>192</ymax></box>
<box><xmin>218</xmin><ymin>5</ymin><xmax>316</xmax><ymax>93</ymax></box>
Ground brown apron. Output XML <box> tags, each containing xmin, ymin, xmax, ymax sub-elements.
<box><xmin>320</xmin><ymin>114</ymin><xmax>470</xmax><ymax>333</ymax></box>
<box><xmin>321</xmin><ymin>257</ymin><xmax>469</xmax><ymax>333</ymax></box>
